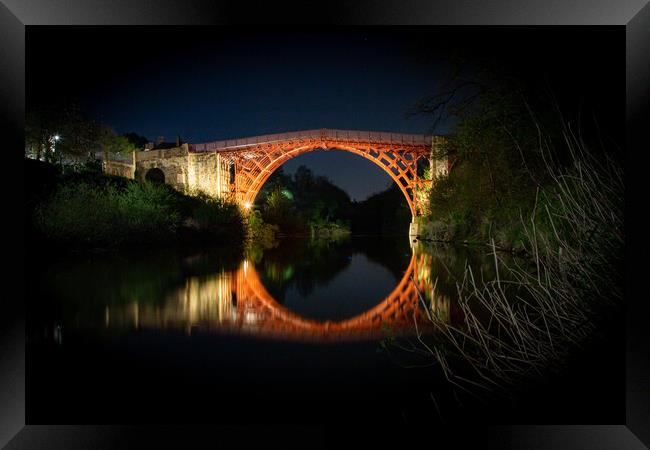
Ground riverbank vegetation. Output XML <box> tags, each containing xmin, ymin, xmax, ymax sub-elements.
<box><xmin>252</xmin><ymin>164</ymin><xmax>414</xmax><ymax>239</ymax></box>
<box><xmin>403</xmin><ymin>62</ymin><xmax>624</xmax><ymax>407</ymax></box>
<box><xmin>417</xmin><ymin>65</ymin><xmax>621</xmax><ymax>254</ymax></box>
<box><xmin>26</xmin><ymin>158</ymin><xmax>245</xmax><ymax>251</ymax></box>
<box><xmin>414</xmin><ymin>128</ymin><xmax>623</xmax><ymax>399</ymax></box>
<box><xmin>350</xmin><ymin>183</ymin><xmax>411</xmax><ymax>235</ymax></box>
<box><xmin>253</xmin><ymin>165</ymin><xmax>353</xmax><ymax>237</ymax></box>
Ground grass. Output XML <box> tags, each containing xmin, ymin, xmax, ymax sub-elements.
<box><xmin>410</xmin><ymin>121</ymin><xmax>624</xmax><ymax>398</ymax></box>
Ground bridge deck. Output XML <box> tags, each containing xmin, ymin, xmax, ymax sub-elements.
<box><xmin>188</xmin><ymin>128</ymin><xmax>433</xmax><ymax>152</ymax></box>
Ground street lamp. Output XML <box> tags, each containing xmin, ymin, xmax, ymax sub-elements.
<box><xmin>50</xmin><ymin>134</ymin><xmax>61</xmax><ymax>164</ymax></box>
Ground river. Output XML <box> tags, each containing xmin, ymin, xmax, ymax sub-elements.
<box><xmin>27</xmin><ymin>235</ymin><xmax>508</xmax><ymax>424</ymax></box>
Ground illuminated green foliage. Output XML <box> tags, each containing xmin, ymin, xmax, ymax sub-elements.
<box><xmin>256</xmin><ymin>166</ymin><xmax>352</xmax><ymax>235</ymax></box>
<box><xmin>32</xmin><ymin>170</ymin><xmax>244</xmax><ymax>248</ymax></box>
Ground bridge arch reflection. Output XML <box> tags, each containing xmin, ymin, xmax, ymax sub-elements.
<box><xmin>104</xmin><ymin>248</ymin><xmax>453</xmax><ymax>342</ymax></box>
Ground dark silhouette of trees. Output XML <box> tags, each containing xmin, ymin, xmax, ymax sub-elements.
<box><xmin>411</xmin><ymin>48</ymin><xmax>617</xmax><ymax>248</ymax></box>
<box><xmin>256</xmin><ymin>166</ymin><xmax>353</xmax><ymax>234</ymax></box>
<box><xmin>122</xmin><ymin>132</ymin><xmax>149</xmax><ymax>150</ymax></box>
<box><xmin>26</xmin><ymin>103</ymin><xmax>138</xmax><ymax>164</ymax></box>
<box><xmin>350</xmin><ymin>183</ymin><xmax>411</xmax><ymax>235</ymax></box>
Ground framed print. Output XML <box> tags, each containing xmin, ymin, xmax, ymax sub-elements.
<box><xmin>3</xmin><ymin>0</ymin><xmax>649</xmax><ymax>448</ymax></box>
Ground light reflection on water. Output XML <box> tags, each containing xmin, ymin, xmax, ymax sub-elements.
<box><xmin>28</xmin><ymin>236</ymin><xmax>532</xmax><ymax>425</ymax></box>
<box><xmin>33</xmin><ymin>236</ymin><xmax>491</xmax><ymax>348</ymax></box>
<box><xmin>101</xmin><ymin>248</ymin><xmax>451</xmax><ymax>342</ymax></box>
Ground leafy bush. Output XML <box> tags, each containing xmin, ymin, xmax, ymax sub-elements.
<box><xmin>247</xmin><ymin>209</ymin><xmax>278</xmax><ymax>246</ymax></box>
<box><xmin>34</xmin><ymin>180</ymin><xmax>182</xmax><ymax>247</ymax></box>
<box><xmin>257</xmin><ymin>167</ymin><xmax>352</xmax><ymax>235</ymax></box>
<box><xmin>182</xmin><ymin>191</ymin><xmax>244</xmax><ymax>236</ymax></box>
<box><xmin>261</xmin><ymin>186</ymin><xmax>308</xmax><ymax>235</ymax></box>
<box><xmin>29</xmin><ymin>160</ymin><xmax>248</xmax><ymax>250</ymax></box>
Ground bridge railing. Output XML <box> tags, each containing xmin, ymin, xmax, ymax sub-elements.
<box><xmin>324</xmin><ymin>129</ymin><xmax>431</xmax><ymax>146</ymax></box>
<box><xmin>188</xmin><ymin>128</ymin><xmax>434</xmax><ymax>152</ymax></box>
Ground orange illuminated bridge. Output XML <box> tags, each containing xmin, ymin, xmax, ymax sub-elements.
<box><xmin>104</xmin><ymin>129</ymin><xmax>450</xmax><ymax>232</ymax></box>
<box><xmin>189</xmin><ymin>129</ymin><xmax>449</xmax><ymax>218</ymax></box>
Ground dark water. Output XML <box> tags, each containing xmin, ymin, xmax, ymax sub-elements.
<box><xmin>26</xmin><ymin>235</ymin><xmax>621</xmax><ymax>425</ymax></box>
<box><xmin>27</xmin><ymin>235</ymin><xmax>471</xmax><ymax>423</ymax></box>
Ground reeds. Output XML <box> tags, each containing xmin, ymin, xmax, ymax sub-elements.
<box><xmin>412</xmin><ymin>119</ymin><xmax>624</xmax><ymax>396</ymax></box>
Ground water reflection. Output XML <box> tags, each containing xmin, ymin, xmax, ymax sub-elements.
<box><xmin>102</xmin><ymin>248</ymin><xmax>449</xmax><ymax>341</ymax></box>
<box><xmin>29</xmin><ymin>237</ymin><xmax>530</xmax><ymax>425</ymax></box>
<box><xmin>37</xmin><ymin>237</ymin><xmax>485</xmax><ymax>343</ymax></box>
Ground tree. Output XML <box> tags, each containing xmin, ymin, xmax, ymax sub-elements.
<box><xmin>55</xmin><ymin>110</ymin><xmax>102</xmax><ymax>162</ymax></box>
<box><xmin>262</xmin><ymin>186</ymin><xmax>306</xmax><ymax>234</ymax></box>
<box><xmin>293</xmin><ymin>165</ymin><xmax>314</xmax><ymax>189</ymax></box>
<box><xmin>412</xmin><ymin>59</ymin><xmax>561</xmax><ymax>245</ymax></box>
<box><xmin>99</xmin><ymin>127</ymin><xmax>137</xmax><ymax>156</ymax></box>
<box><xmin>122</xmin><ymin>132</ymin><xmax>149</xmax><ymax>149</ymax></box>
<box><xmin>25</xmin><ymin>104</ymin><xmax>58</xmax><ymax>162</ymax></box>
<box><xmin>26</xmin><ymin>104</ymin><xmax>137</xmax><ymax>165</ymax></box>
<box><xmin>255</xmin><ymin>165</ymin><xmax>353</xmax><ymax>234</ymax></box>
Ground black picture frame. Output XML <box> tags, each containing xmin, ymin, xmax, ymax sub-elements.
<box><xmin>3</xmin><ymin>0</ymin><xmax>648</xmax><ymax>448</ymax></box>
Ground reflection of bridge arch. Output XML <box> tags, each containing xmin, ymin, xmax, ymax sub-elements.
<box><xmin>189</xmin><ymin>254</ymin><xmax>449</xmax><ymax>341</ymax></box>
<box><xmin>103</xmin><ymin>251</ymin><xmax>452</xmax><ymax>342</ymax></box>
<box><xmin>223</xmin><ymin>251</ymin><xmax>446</xmax><ymax>341</ymax></box>
<box><xmin>190</xmin><ymin>129</ymin><xmax>447</xmax><ymax>218</ymax></box>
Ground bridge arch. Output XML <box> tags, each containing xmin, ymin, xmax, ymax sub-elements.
<box><xmin>191</xmin><ymin>129</ymin><xmax>440</xmax><ymax>218</ymax></box>
<box><xmin>145</xmin><ymin>167</ymin><xmax>165</xmax><ymax>184</ymax></box>
<box><xmin>249</xmin><ymin>144</ymin><xmax>419</xmax><ymax>214</ymax></box>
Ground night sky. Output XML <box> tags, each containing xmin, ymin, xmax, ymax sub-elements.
<box><xmin>27</xmin><ymin>27</ymin><xmax>623</xmax><ymax>200</ymax></box>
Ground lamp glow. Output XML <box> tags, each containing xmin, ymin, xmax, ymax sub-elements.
<box><xmin>244</xmin><ymin>202</ymin><xmax>251</xmax><ymax>209</ymax></box>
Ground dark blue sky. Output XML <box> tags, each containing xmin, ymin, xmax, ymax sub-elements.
<box><xmin>93</xmin><ymin>32</ymin><xmax>446</xmax><ymax>142</ymax></box>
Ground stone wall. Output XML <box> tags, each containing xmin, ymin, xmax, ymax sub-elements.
<box><xmin>135</xmin><ymin>145</ymin><xmax>189</xmax><ymax>192</ymax></box>
<box><xmin>136</xmin><ymin>146</ymin><xmax>187</xmax><ymax>161</ymax></box>
<box><xmin>409</xmin><ymin>219</ymin><xmax>437</xmax><ymax>240</ymax></box>
<box><xmin>104</xmin><ymin>160</ymin><xmax>135</xmax><ymax>179</ymax></box>
<box><xmin>186</xmin><ymin>151</ymin><xmax>230</xmax><ymax>198</ymax></box>
<box><xmin>102</xmin><ymin>144</ymin><xmax>233</xmax><ymax>200</ymax></box>
<box><xmin>430</xmin><ymin>136</ymin><xmax>450</xmax><ymax>178</ymax></box>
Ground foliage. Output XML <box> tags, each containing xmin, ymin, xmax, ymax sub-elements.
<box><xmin>31</xmin><ymin>168</ymin><xmax>245</xmax><ymax>249</ymax></box>
<box><xmin>60</xmin><ymin>157</ymin><xmax>104</xmax><ymax>176</ymax></box>
<box><xmin>100</xmin><ymin>127</ymin><xmax>137</xmax><ymax>155</ymax></box>
<box><xmin>247</xmin><ymin>209</ymin><xmax>279</xmax><ymax>247</ymax></box>
<box><xmin>34</xmin><ymin>179</ymin><xmax>181</xmax><ymax>247</ymax></box>
<box><xmin>180</xmin><ymin>190</ymin><xmax>244</xmax><ymax>237</ymax></box>
<box><xmin>26</xmin><ymin>103</ymin><xmax>137</xmax><ymax>164</ymax></box>
<box><xmin>412</xmin><ymin>119</ymin><xmax>624</xmax><ymax>401</ymax></box>
<box><xmin>122</xmin><ymin>132</ymin><xmax>150</xmax><ymax>149</ymax></box>
<box><xmin>415</xmin><ymin>165</ymin><xmax>433</xmax><ymax>216</ymax></box>
<box><xmin>310</xmin><ymin>222</ymin><xmax>351</xmax><ymax>239</ymax></box>
<box><xmin>256</xmin><ymin>166</ymin><xmax>352</xmax><ymax>235</ymax></box>
<box><xmin>420</xmin><ymin>73</ymin><xmax>567</xmax><ymax>250</ymax></box>
<box><xmin>261</xmin><ymin>185</ymin><xmax>307</xmax><ymax>234</ymax></box>
<box><xmin>399</xmin><ymin>56</ymin><xmax>625</xmax><ymax>405</ymax></box>
<box><xmin>350</xmin><ymin>182</ymin><xmax>411</xmax><ymax>235</ymax></box>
